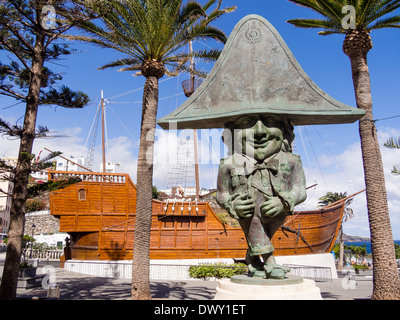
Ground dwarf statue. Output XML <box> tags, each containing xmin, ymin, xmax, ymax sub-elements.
<box><xmin>157</xmin><ymin>14</ymin><xmax>364</xmax><ymax>279</ymax></box>
<box><xmin>216</xmin><ymin>115</ymin><xmax>307</xmax><ymax>279</ymax></box>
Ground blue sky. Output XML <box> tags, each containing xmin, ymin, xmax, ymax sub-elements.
<box><xmin>1</xmin><ymin>0</ymin><xmax>400</xmax><ymax>238</ymax></box>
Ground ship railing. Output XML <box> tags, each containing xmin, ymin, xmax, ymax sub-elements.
<box><xmin>48</xmin><ymin>170</ymin><xmax>127</xmax><ymax>184</ymax></box>
<box><xmin>159</xmin><ymin>198</ymin><xmax>203</xmax><ymax>217</ymax></box>
<box><xmin>284</xmin><ymin>264</ymin><xmax>332</xmax><ymax>282</ymax></box>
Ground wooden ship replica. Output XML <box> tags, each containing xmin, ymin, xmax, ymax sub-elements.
<box><xmin>49</xmin><ymin>169</ymin><xmax>361</xmax><ymax>261</ymax></box>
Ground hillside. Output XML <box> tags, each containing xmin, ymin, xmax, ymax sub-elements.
<box><xmin>337</xmin><ymin>234</ymin><xmax>371</xmax><ymax>243</ymax></box>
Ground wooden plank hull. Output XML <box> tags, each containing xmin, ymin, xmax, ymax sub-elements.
<box><xmin>49</xmin><ymin>171</ymin><xmax>344</xmax><ymax>261</ymax></box>
<box><xmin>273</xmin><ymin>203</ymin><xmax>344</xmax><ymax>256</ymax></box>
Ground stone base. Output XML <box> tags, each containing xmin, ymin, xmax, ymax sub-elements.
<box><xmin>214</xmin><ymin>275</ymin><xmax>322</xmax><ymax>300</ymax></box>
<box><xmin>16</xmin><ymin>274</ymin><xmax>46</xmax><ymax>289</ymax></box>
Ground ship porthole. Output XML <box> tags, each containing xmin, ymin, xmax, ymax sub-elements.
<box><xmin>78</xmin><ymin>189</ymin><xmax>86</xmax><ymax>201</ymax></box>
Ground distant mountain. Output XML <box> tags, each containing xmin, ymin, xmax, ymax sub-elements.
<box><xmin>336</xmin><ymin>234</ymin><xmax>371</xmax><ymax>243</ymax></box>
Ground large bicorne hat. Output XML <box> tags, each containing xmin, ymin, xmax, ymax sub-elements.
<box><xmin>157</xmin><ymin>15</ymin><xmax>365</xmax><ymax>130</ymax></box>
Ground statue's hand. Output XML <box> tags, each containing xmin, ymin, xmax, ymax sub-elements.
<box><xmin>260</xmin><ymin>196</ymin><xmax>284</xmax><ymax>218</ymax></box>
<box><xmin>232</xmin><ymin>194</ymin><xmax>255</xmax><ymax>219</ymax></box>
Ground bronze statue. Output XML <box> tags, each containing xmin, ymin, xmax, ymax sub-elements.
<box><xmin>157</xmin><ymin>14</ymin><xmax>365</xmax><ymax>281</ymax></box>
<box><xmin>216</xmin><ymin>115</ymin><xmax>306</xmax><ymax>279</ymax></box>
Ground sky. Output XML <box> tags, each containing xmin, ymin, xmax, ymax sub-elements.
<box><xmin>1</xmin><ymin>0</ymin><xmax>400</xmax><ymax>238</ymax></box>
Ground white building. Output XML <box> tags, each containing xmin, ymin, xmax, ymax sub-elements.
<box><xmin>30</xmin><ymin>168</ymin><xmax>50</xmax><ymax>181</ymax></box>
<box><xmin>34</xmin><ymin>233</ymin><xmax>69</xmax><ymax>249</ymax></box>
<box><xmin>31</xmin><ymin>155</ymin><xmax>88</xmax><ymax>181</ymax></box>
<box><xmin>55</xmin><ymin>155</ymin><xmax>86</xmax><ymax>172</ymax></box>
<box><xmin>159</xmin><ymin>186</ymin><xmax>210</xmax><ymax>198</ymax></box>
<box><xmin>99</xmin><ymin>161</ymin><xmax>121</xmax><ymax>173</ymax></box>
<box><xmin>0</xmin><ymin>158</ymin><xmax>16</xmax><ymax>234</ymax></box>
<box><xmin>0</xmin><ymin>179</ymin><xmax>13</xmax><ymax>233</ymax></box>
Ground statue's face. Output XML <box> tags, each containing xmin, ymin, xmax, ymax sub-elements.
<box><xmin>233</xmin><ymin>115</ymin><xmax>284</xmax><ymax>162</ymax></box>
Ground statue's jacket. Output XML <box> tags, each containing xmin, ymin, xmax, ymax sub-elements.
<box><xmin>217</xmin><ymin>151</ymin><xmax>307</xmax><ymax>216</ymax></box>
<box><xmin>216</xmin><ymin>150</ymin><xmax>307</xmax><ymax>255</ymax></box>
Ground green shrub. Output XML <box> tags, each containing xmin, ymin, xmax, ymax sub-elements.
<box><xmin>353</xmin><ymin>264</ymin><xmax>369</xmax><ymax>271</ymax></box>
<box><xmin>20</xmin><ymin>261</ymin><xmax>33</xmax><ymax>269</ymax></box>
<box><xmin>25</xmin><ymin>198</ymin><xmax>46</xmax><ymax>212</ymax></box>
<box><xmin>188</xmin><ymin>263</ymin><xmax>247</xmax><ymax>280</ymax></box>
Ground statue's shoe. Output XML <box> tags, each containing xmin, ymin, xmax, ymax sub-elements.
<box><xmin>264</xmin><ymin>264</ymin><xmax>290</xmax><ymax>279</ymax></box>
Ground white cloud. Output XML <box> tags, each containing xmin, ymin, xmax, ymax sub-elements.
<box><xmin>152</xmin><ymin>128</ymin><xmax>224</xmax><ymax>190</ymax></box>
<box><xmin>105</xmin><ymin>135</ymin><xmax>137</xmax><ymax>180</ymax></box>
<box><xmin>296</xmin><ymin>127</ymin><xmax>400</xmax><ymax>239</ymax></box>
<box><xmin>0</xmin><ymin>125</ymin><xmax>138</xmax><ymax>178</ymax></box>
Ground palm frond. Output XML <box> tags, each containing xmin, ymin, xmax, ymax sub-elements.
<box><xmin>288</xmin><ymin>0</ymin><xmax>400</xmax><ymax>34</ymax></box>
<box><xmin>317</xmin><ymin>191</ymin><xmax>348</xmax><ymax>207</ymax></box>
<box><xmin>370</xmin><ymin>14</ymin><xmax>400</xmax><ymax>29</ymax></box>
<box><xmin>361</xmin><ymin>0</ymin><xmax>400</xmax><ymax>27</ymax></box>
<box><xmin>98</xmin><ymin>57</ymin><xmax>142</xmax><ymax>70</ymax></box>
<box><xmin>202</xmin><ymin>0</ymin><xmax>218</xmax><ymax>12</ymax></box>
<box><xmin>318</xmin><ymin>30</ymin><xmax>346</xmax><ymax>35</ymax></box>
<box><xmin>71</xmin><ymin>0</ymin><xmax>232</xmax><ymax>80</ymax></box>
<box><xmin>201</xmin><ymin>1</ymin><xmax>236</xmax><ymax>26</ymax></box>
<box><xmin>192</xmin><ymin>49</ymin><xmax>222</xmax><ymax>61</ymax></box>
<box><xmin>117</xmin><ymin>65</ymin><xmax>142</xmax><ymax>72</ymax></box>
<box><xmin>384</xmin><ymin>137</ymin><xmax>400</xmax><ymax>149</ymax></box>
<box><xmin>179</xmin><ymin>0</ymin><xmax>206</xmax><ymax>23</ymax></box>
<box><xmin>287</xmin><ymin>18</ymin><xmax>342</xmax><ymax>31</ymax></box>
<box><xmin>186</xmin><ymin>24</ymin><xmax>227</xmax><ymax>43</ymax></box>
<box><xmin>392</xmin><ymin>164</ymin><xmax>400</xmax><ymax>175</ymax></box>
<box><xmin>314</xmin><ymin>0</ymin><xmax>344</xmax><ymax>22</ymax></box>
<box><xmin>287</xmin><ymin>0</ymin><xmax>340</xmax><ymax>20</ymax></box>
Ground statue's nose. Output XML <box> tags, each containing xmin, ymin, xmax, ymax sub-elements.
<box><xmin>254</xmin><ymin>120</ymin><xmax>266</xmax><ymax>137</ymax></box>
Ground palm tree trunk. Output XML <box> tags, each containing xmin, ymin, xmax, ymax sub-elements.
<box><xmin>0</xmin><ymin>34</ymin><xmax>45</xmax><ymax>300</ymax></box>
<box><xmin>338</xmin><ymin>226</ymin><xmax>344</xmax><ymax>271</ymax></box>
<box><xmin>349</xmin><ymin>52</ymin><xmax>400</xmax><ymax>300</ymax></box>
<box><xmin>131</xmin><ymin>75</ymin><xmax>159</xmax><ymax>300</ymax></box>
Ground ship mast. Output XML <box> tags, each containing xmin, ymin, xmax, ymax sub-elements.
<box><xmin>189</xmin><ymin>41</ymin><xmax>201</xmax><ymax>199</ymax></box>
<box><xmin>101</xmin><ymin>90</ymin><xmax>106</xmax><ymax>173</ymax></box>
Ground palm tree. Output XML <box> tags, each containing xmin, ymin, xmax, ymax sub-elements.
<box><xmin>0</xmin><ymin>0</ymin><xmax>90</xmax><ymax>300</ymax></box>
<box><xmin>70</xmin><ymin>0</ymin><xmax>235</xmax><ymax>300</ymax></box>
<box><xmin>384</xmin><ymin>137</ymin><xmax>400</xmax><ymax>175</ymax></box>
<box><xmin>318</xmin><ymin>192</ymin><xmax>354</xmax><ymax>271</ymax></box>
<box><xmin>287</xmin><ymin>0</ymin><xmax>400</xmax><ymax>299</ymax></box>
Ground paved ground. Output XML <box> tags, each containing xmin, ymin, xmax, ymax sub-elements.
<box><xmin>22</xmin><ymin>272</ymin><xmax>373</xmax><ymax>300</ymax></box>
<box><xmin>1</xmin><ymin>253</ymin><xmax>373</xmax><ymax>300</ymax></box>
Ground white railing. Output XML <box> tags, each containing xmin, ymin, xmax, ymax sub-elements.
<box><xmin>285</xmin><ymin>264</ymin><xmax>332</xmax><ymax>282</ymax></box>
<box><xmin>25</xmin><ymin>249</ymin><xmax>63</xmax><ymax>260</ymax></box>
<box><xmin>48</xmin><ymin>170</ymin><xmax>127</xmax><ymax>184</ymax></box>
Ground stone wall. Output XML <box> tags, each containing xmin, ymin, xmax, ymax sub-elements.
<box><xmin>25</xmin><ymin>210</ymin><xmax>60</xmax><ymax>235</ymax></box>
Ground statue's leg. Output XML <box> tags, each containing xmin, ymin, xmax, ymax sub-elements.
<box><xmin>239</xmin><ymin>215</ymin><xmax>274</xmax><ymax>257</ymax></box>
<box><xmin>261</xmin><ymin>253</ymin><xmax>290</xmax><ymax>279</ymax></box>
<box><xmin>240</xmin><ymin>214</ymin><xmax>274</xmax><ymax>277</ymax></box>
<box><xmin>245</xmin><ymin>249</ymin><xmax>263</xmax><ymax>275</ymax></box>
<box><xmin>261</xmin><ymin>214</ymin><xmax>290</xmax><ymax>279</ymax></box>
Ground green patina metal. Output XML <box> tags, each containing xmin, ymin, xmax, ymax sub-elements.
<box><xmin>157</xmin><ymin>14</ymin><xmax>365</xmax><ymax>129</ymax></box>
<box><xmin>216</xmin><ymin>115</ymin><xmax>306</xmax><ymax>279</ymax></box>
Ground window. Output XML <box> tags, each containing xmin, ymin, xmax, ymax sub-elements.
<box><xmin>78</xmin><ymin>189</ymin><xmax>86</xmax><ymax>201</ymax></box>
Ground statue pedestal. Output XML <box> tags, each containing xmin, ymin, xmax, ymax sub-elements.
<box><xmin>214</xmin><ymin>275</ymin><xmax>322</xmax><ymax>300</ymax></box>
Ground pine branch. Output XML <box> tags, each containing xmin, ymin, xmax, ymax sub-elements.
<box><xmin>40</xmin><ymin>86</ymin><xmax>89</xmax><ymax>108</ymax></box>
<box><xmin>0</xmin><ymin>118</ymin><xmax>50</xmax><ymax>139</ymax></box>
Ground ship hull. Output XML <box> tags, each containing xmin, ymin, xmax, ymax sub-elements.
<box><xmin>49</xmin><ymin>171</ymin><xmax>344</xmax><ymax>261</ymax></box>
